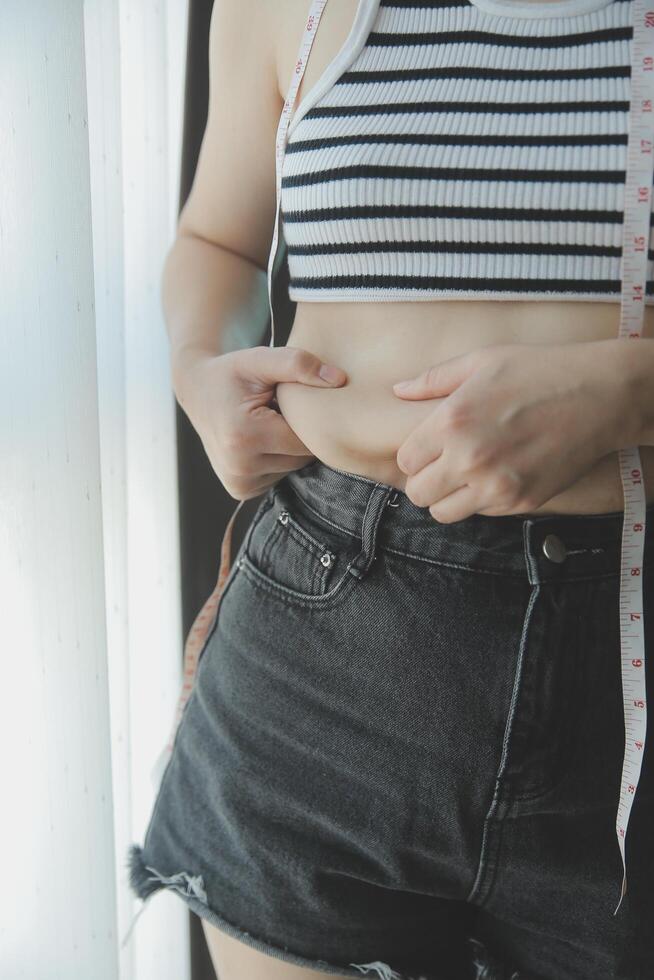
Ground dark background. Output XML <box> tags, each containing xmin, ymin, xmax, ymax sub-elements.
<box><xmin>179</xmin><ymin>2</ymin><xmax>295</xmax><ymax>975</ymax></box>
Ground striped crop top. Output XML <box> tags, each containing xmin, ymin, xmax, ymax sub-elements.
<box><xmin>279</xmin><ymin>0</ymin><xmax>654</xmax><ymax>303</ymax></box>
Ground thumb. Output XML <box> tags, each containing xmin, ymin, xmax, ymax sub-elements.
<box><xmin>248</xmin><ymin>345</ymin><xmax>348</xmax><ymax>388</ymax></box>
<box><xmin>392</xmin><ymin>353</ymin><xmax>474</xmax><ymax>399</ymax></box>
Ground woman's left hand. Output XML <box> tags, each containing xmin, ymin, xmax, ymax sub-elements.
<box><xmin>392</xmin><ymin>340</ymin><xmax>634</xmax><ymax>523</ymax></box>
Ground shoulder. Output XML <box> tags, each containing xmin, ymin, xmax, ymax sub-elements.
<box><xmin>273</xmin><ymin>0</ymin><xmax>363</xmax><ymax>102</ymax></box>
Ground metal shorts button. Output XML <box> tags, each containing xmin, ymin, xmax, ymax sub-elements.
<box><xmin>542</xmin><ymin>533</ymin><xmax>567</xmax><ymax>563</ymax></box>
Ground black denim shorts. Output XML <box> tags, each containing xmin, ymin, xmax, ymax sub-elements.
<box><xmin>126</xmin><ymin>459</ymin><xmax>654</xmax><ymax>980</ymax></box>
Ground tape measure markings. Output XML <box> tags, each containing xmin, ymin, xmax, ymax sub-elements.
<box><xmin>613</xmin><ymin>0</ymin><xmax>652</xmax><ymax>915</ymax></box>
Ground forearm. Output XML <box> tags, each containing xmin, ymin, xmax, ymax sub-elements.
<box><xmin>606</xmin><ymin>337</ymin><xmax>654</xmax><ymax>448</ymax></box>
<box><xmin>161</xmin><ymin>231</ymin><xmax>268</xmax><ymax>394</ymax></box>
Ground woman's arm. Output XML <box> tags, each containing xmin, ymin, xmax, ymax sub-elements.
<box><xmin>607</xmin><ymin>337</ymin><xmax>654</xmax><ymax>448</ymax></box>
<box><xmin>163</xmin><ymin>0</ymin><xmax>282</xmax><ymax>408</ymax></box>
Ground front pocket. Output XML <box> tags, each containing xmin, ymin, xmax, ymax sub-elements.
<box><xmin>242</xmin><ymin>485</ymin><xmax>360</xmax><ymax>604</ymax></box>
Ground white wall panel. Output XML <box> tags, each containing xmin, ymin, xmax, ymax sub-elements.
<box><xmin>0</xmin><ymin>1</ymin><xmax>189</xmax><ymax>977</ymax></box>
<box><xmin>0</xmin><ymin>3</ymin><xmax>118</xmax><ymax>977</ymax></box>
<box><xmin>117</xmin><ymin>1</ymin><xmax>190</xmax><ymax>978</ymax></box>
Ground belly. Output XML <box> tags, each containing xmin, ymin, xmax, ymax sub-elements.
<box><xmin>274</xmin><ymin>299</ymin><xmax>654</xmax><ymax>516</ymax></box>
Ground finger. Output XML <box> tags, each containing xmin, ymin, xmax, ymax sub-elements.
<box><xmin>242</xmin><ymin>475</ymin><xmax>284</xmax><ymax>499</ymax></box>
<box><xmin>242</xmin><ymin>345</ymin><xmax>347</xmax><ymax>388</ymax></box>
<box><xmin>428</xmin><ymin>484</ymin><xmax>480</xmax><ymax>524</ymax></box>
<box><xmin>259</xmin><ymin>452</ymin><xmax>317</xmax><ymax>473</ymax></box>
<box><xmin>218</xmin><ymin>472</ymin><xmax>281</xmax><ymax>501</ymax></box>
<box><xmin>250</xmin><ymin>406</ymin><xmax>317</xmax><ymax>456</ymax></box>
<box><xmin>405</xmin><ymin>454</ymin><xmax>460</xmax><ymax>509</ymax></box>
<box><xmin>393</xmin><ymin>351</ymin><xmax>477</xmax><ymax>400</ymax></box>
<box><xmin>396</xmin><ymin>415</ymin><xmax>444</xmax><ymax>476</ymax></box>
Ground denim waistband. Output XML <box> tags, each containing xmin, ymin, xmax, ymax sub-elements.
<box><xmin>282</xmin><ymin>458</ymin><xmax>654</xmax><ymax>584</ymax></box>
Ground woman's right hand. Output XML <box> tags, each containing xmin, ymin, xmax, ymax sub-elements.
<box><xmin>173</xmin><ymin>344</ymin><xmax>348</xmax><ymax>501</ymax></box>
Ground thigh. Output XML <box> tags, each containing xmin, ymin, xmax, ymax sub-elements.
<box><xmin>201</xmin><ymin>919</ymin><xmax>354</xmax><ymax>980</ymax></box>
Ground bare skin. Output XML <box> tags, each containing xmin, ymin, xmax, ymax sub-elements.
<box><xmin>272</xmin><ymin>0</ymin><xmax>654</xmax><ymax>515</ymax></box>
<box><xmin>176</xmin><ymin>0</ymin><xmax>651</xmax><ymax>975</ymax></box>
<box><xmin>201</xmin><ymin>922</ymin><xmax>355</xmax><ymax>980</ymax></box>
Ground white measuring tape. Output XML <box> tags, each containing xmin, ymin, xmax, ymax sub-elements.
<box><xmin>267</xmin><ymin>0</ymin><xmax>329</xmax><ymax>349</ymax></box>
<box><xmin>613</xmin><ymin>0</ymin><xmax>653</xmax><ymax>917</ymax></box>
<box><xmin>151</xmin><ymin>0</ymin><xmax>650</xmax><ymax>918</ymax></box>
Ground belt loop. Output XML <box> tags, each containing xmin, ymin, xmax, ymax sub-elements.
<box><xmin>347</xmin><ymin>484</ymin><xmax>394</xmax><ymax>580</ymax></box>
<box><xmin>522</xmin><ymin>519</ymin><xmax>541</xmax><ymax>586</ymax></box>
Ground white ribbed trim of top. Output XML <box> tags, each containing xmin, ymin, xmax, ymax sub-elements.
<box><xmin>468</xmin><ymin>0</ymin><xmax>615</xmax><ymax>18</ymax></box>
<box><xmin>286</xmin><ymin>288</ymin><xmax>641</xmax><ymax>303</ymax></box>
<box><xmin>286</xmin><ymin>0</ymin><xmax>382</xmax><ymax>141</ymax></box>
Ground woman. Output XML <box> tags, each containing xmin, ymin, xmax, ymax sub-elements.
<box><xmin>127</xmin><ymin>0</ymin><xmax>654</xmax><ymax>977</ymax></box>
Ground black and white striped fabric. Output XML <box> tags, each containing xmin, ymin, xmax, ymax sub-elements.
<box><xmin>280</xmin><ymin>0</ymin><xmax>654</xmax><ymax>303</ymax></box>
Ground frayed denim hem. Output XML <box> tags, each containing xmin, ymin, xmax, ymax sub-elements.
<box><xmin>124</xmin><ymin>844</ymin><xmax>435</xmax><ymax>979</ymax></box>
<box><xmin>467</xmin><ymin>936</ymin><xmax>522</xmax><ymax>980</ymax></box>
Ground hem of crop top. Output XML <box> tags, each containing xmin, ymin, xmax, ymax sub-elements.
<box><xmin>286</xmin><ymin>0</ymin><xmax>381</xmax><ymax>142</ymax></box>
<box><xmin>468</xmin><ymin>0</ymin><xmax>615</xmax><ymax>19</ymax></box>
<box><xmin>287</xmin><ymin>288</ymin><xmax>650</xmax><ymax>304</ymax></box>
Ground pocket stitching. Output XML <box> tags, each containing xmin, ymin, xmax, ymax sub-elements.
<box><xmin>266</xmin><ymin>518</ymin><xmax>332</xmax><ymax>593</ymax></box>
<box><xmin>287</xmin><ymin>488</ymin><xmax>358</xmax><ymax>542</ymax></box>
<box><xmin>239</xmin><ymin>552</ymin><xmax>358</xmax><ymax>609</ymax></box>
<box><xmin>259</xmin><ymin>518</ymin><xmax>283</xmax><ymax>570</ymax></box>
<box><xmin>244</xmin><ymin>488</ymin><xmax>359</xmax><ymax>603</ymax></box>
<box><xmin>249</xmin><ymin>504</ymin><xmax>331</xmax><ymax>594</ymax></box>
<box><xmin>284</xmin><ymin>512</ymin><xmax>327</xmax><ymax>558</ymax></box>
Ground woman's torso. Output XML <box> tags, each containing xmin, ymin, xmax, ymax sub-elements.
<box><xmin>272</xmin><ymin>0</ymin><xmax>654</xmax><ymax>515</ymax></box>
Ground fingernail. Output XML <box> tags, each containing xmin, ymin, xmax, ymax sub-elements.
<box><xmin>319</xmin><ymin>364</ymin><xmax>343</xmax><ymax>383</ymax></box>
<box><xmin>393</xmin><ymin>379</ymin><xmax>412</xmax><ymax>390</ymax></box>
